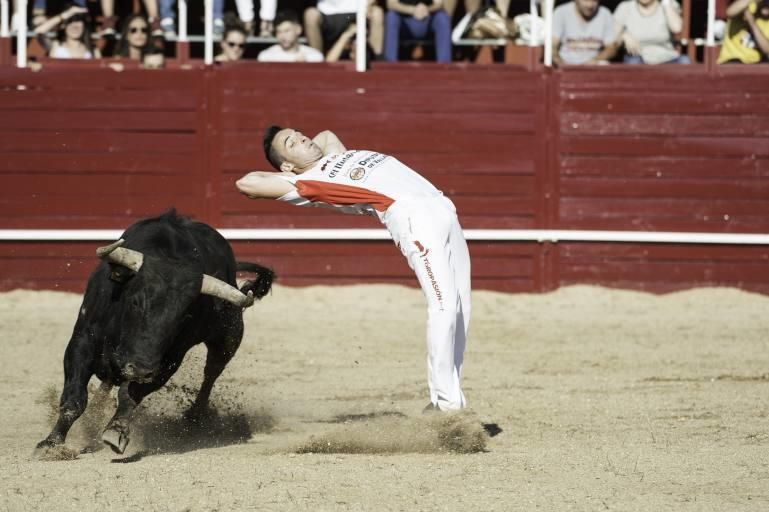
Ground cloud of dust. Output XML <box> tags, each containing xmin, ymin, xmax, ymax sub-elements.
<box><xmin>35</xmin><ymin>380</ymin><xmax>276</xmax><ymax>458</ymax></box>
<box><xmin>295</xmin><ymin>411</ymin><xmax>488</xmax><ymax>454</ymax></box>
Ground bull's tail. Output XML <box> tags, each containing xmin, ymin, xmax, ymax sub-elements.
<box><xmin>236</xmin><ymin>261</ymin><xmax>275</xmax><ymax>300</ymax></box>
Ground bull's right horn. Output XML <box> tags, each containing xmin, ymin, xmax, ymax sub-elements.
<box><xmin>96</xmin><ymin>239</ymin><xmax>144</xmax><ymax>272</ymax></box>
<box><xmin>201</xmin><ymin>274</ymin><xmax>255</xmax><ymax>308</ymax></box>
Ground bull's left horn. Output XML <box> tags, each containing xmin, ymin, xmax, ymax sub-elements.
<box><xmin>96</xmin><ymin>239</ymin><xmax>144</xmax><ymax>272</ymax></box>
<box><xmin>201</xmin><ymin>275</ymin><xmax>255</xmax><ymax>308</ymax></box>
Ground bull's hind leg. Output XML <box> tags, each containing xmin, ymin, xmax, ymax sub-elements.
<box><xmin>34</xmin><ymin>334</ymin><xmax>94</xmax><ymax>457</ymax></box>
<box><xmin>187</xmin><ymin>312</ymin><xmax>244</xmax><ymax>419</ymax></box>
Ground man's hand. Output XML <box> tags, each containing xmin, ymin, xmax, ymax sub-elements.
<box><xmin>414</xmin><ymin>3</ymin><xmax>430</xmax><ymax>20</ymax></box>
<box><xmin>623</xmin><ymin>33</ymin><xmax>641</xmax><ymax>55</ymax></box>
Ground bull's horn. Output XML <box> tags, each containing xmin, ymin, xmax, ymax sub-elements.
<box><xmin>96</xmin><ymin>239</ymin><xmax>144</xmax><ymax>272</ymax></box>
<box><xmin>201</xmin><ymin>274</ymin><xmax>255</xmax><ymax>308</ymax></box>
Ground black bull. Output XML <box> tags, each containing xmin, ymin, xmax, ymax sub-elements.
<box><xmin>35</xmin><ymin>211</ymin><xmax>274</xmax><ymax>456</ymax></box>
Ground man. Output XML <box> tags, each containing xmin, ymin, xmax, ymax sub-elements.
<box><xmin>718</xmin><ymin>0</ymin><xmax>769</xmax><ymax>64</ymax></box>
<box><xmin>236</xmin><ymin>127</ymin><xmax>471</xmax><ymax>412</ymax></box>
<box><xmin>303</xmin><ymin>0</ymin><xmax>384</xmax><ymax>58</ymax></box>
<box><xmin>258</xmin><ymin>10</ymin><xmax>325</xmax><ymax>62</ymax></box>
<box><xmin>552</xmin><ymin>0</ymin><xmax>616</xmax><ymax>65</ymax></box>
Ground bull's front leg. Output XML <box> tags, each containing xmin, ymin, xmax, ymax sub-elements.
<box><xmin>34</xmin><ymin>334</ymin><xmax>94</xmax><ymax>457</ymax></box>
<box><xmin>101</xmin><ymin>383</ymin><xmax>139</xmax><ymax>454</ymax></box>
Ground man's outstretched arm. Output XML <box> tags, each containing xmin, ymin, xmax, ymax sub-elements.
<box><xmin>236</xmin><ymin>171</ymin><xmax>296</xmax><ymax>199</ymax></box>
<box><xmin>312</xmin><ymin>130</ymin><xmax>347</xmax><ymax>155</ymax></box>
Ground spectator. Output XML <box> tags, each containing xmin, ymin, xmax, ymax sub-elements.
<box><xmin>114</xmin><ymin>14</ymin><xmax>151</xmax><ymax>60</ymax></box>
<box><xmin>232</xmin><ymin>0</ymin><xmax>278</xmax><ymax>36</ymax></box>
<box><xmin>304</xmin><ymin>0</ymin><xmax>384</xmax><ymax>58</ymax></box>
<box><xmin>384</xmin><ymin>0</ymin><xmax>452</xmax><ymax>62</ymax></box>
<box><xmin>717</xmin><ymin>0</ymin><xmax>769</xmax><ymax>63</ymax></box>
<box><xmin>159</xmin><ymin>0</ymin><xmax>225</xmax><ymax>37</ymax></box>
<box><xmin>34</xmin><ymin>4</ymin><xmax>99</xmax><ymax>59</ymax></box>
<box><xmin>613</xmin><ymin>0</ymin><xmax>689</xmax><ymax>64</ymax></box>
<box><xmin>215</xmin><ymin>24</ymin><xmax>248</xmax><ymax>62</ymax></box>
<box><xmin>553</xmin><ymin>0</ymin><xmax>617</xmax><ymax>65</ymax></box>
<box><xmin>258</xmin><ymin>10</ymin><xmax>325</xmax><ymax>62</ymax></box>
<box><xmin>141</xmin><ymin>45</ymin><xmax>165</xmax><ymax>68</ymax></box>
<box><xmin>100</xmin><ymin>0</ymin><xmax>162</xmax><ymax>37</ymax></box>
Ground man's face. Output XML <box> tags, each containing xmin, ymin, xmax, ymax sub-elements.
<box><xmin>275</xmin><ymin>21</ymin><xmax>301</xmax><ymax>50</ymax></box>
<box><xmin>221</xmin><ymin>32</ymin><xmax>246</xmax><ymax>61</ymax></box>
<box><xmin>273</xmin><ymin>129</ymin><xmax>324</xmax><ymax>172</ymax></box>
<box><xmin>575</xmin><ymin>0</ymin><xmax>599</xmax><ymax>19</ymax></box>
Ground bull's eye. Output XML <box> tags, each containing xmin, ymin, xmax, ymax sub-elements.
<box><xmin>110</xmin><ymin>270</ymin><xmax>123</xmax><ymax>282</ymax></box>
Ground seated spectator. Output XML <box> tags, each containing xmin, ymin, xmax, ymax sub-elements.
<box><xmin>304</xmin><ymin>0</ymin><xmax>384</xmax><ymax>59</ymax></box>
<box><xmin>717</xmin><ymin>0</ymin><xmax>769</xmax><ymax>64</ymax></box>
<box><xmin>258</xmin><ymin>10</ymin><xmax>325</xmax><ymax>62</ymax></box>
<box><xmin>215</xmin><ymin>24</ymin><xmax>248</xmax><ymax>63</ymax></box>
<box><xmin>384</xmin><ymin>0</ymin><xmax>452</xmax><ymax>62</ymax></box>
<box><xmin>232</xmin><ymin>0</ymin><xmax>277</xmax><ymax>36</ymax></box>
<box><xmin>114</xmin><ymin>14</ymin><xmax>151</xmax><ymax>60</ymax></box>
<box><xmin>613</xmin><ymin>0</ymin><xmax>689</xmax><ymax>64</ymax></box>
<box><xmin>100</xmin><ymin>0</ymin><xmax>162</xmax><ymax>37</ymax></box>
<box><xmin>160</xmin><ymin>0</ymin><xmax>225</xmax><ymax>37</ymax></box>
<box><xmin>553</xmin><ymin>0</ymin><xmax>617</xmax><ymax>65</ymax></box>
<box><xmin>34</xmin><ymin>4</ymin><xmax>100</xmax><ymax>59</ymax></box>
<box><xmin>325</xmin><ymin>22</ymin><xmax>376</xmax><ymax>61</ymax></box>
<box><xmin>141</xmin><ymin>45</ymin><xmax>165</xmax><ymax>68</ymax></box>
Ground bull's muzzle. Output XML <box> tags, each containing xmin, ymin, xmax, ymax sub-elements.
<box><xmin>121</xmin><ymin>363</ymin><xmax>156</xmax><ymax>383</ymax></box>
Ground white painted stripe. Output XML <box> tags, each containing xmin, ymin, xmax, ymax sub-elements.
<box><xmin>1</xmin><ymin>229</ymin><xmax>769</xmax><ymax>244</ymax></box>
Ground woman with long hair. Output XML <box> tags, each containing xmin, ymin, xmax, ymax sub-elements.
<box><xmin>34</xmin><ymin>4</ymin><xmax>99</xmax><ymax>59</ymax></box>
<box><xmin>114</xmin><ymin>14</ymin><xmax>151</xmax><ymax>60</ymax></box>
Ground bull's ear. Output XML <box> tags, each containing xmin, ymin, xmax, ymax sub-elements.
<box><xmin>201</xmin><ymin>274</ymin><xmax>255</xmax><ymax>308</ymax></box>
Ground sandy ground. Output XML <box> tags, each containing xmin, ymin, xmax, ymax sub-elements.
<box><xmin>1</xmin><ymin>283</ymin><xmax>769</xmax><ymax>511</ymax></box>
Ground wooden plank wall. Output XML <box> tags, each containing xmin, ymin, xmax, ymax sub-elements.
<box><xmin>0</xmin><ymin>68</ymin><xmax>208</xmax><ymax>228</ymax></box>
<box><xmin>1</xmin><ymin>65</ymin><xmax>768</xmax><ymax>294</ymax></box>
<box><xmin>554</xmin><ymin>67</ymin><xmax>769</xmax><ymax>293</ymax></box>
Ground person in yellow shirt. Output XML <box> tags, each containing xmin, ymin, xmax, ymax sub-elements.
<box><xmin>718</xmin><ymin>0</ymin><xmax>769</xmax><ymax>63</ymax></box>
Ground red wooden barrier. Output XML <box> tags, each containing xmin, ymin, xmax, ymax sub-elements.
<box><xmin>1</xmin><ymin>64</ymin><xmax>768</xmax><ymax>294</ymax></box>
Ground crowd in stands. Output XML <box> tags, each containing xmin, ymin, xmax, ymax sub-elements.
<box><xmin>16</xmin><ymin>0</ymin><xmax>769</xmax><ymax>66</ymax></box>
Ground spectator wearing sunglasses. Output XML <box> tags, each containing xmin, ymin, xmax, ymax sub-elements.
<box><xmin>216</xmin><ymin>25</ymin><xmax>249</xmax><ymax>63</ymax></box>
<box><xmin>34</xmin><ymin>4</ymin><xmax>99</xmax><ymax>59</ymax></box>
<box><xmin>114</xmin><ymin>14</ymin><xmax>152</xmax><ymax>60</ymax></box>
<box><xmin>258</xmin><ymin>10</ymin><xmax>325</xmax><ymax>62</ymax></box>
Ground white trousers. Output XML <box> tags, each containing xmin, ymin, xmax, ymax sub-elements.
<box><xmin>384</xmin><ymin>196</ymin><xmax>471</xmax><ymax>411</ymax></box>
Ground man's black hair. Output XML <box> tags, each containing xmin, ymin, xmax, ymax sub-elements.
<box><xmin>274</xmin><ymin>10</ymin><xmax>301</xmax><ymax>27</ymax></box>
<box><xmin>263</xmin><ymin>125</ymin><xmax>284</xmax><ymax>170</ymax></box>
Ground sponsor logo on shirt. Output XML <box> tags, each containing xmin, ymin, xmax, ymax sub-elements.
<box><xmin>349</xmin><ymin>167</ymin><xmax>366</xmax><ymax>180</ymax></box>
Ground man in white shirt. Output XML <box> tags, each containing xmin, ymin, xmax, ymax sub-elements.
<box><xmin>552</xmin><ymin>0</ymin><xmax>617</xmax><ymax>65</ymax></box>
<box><xmin>236</xmin><ymin>126</ymin><xmax>472</xmax><ymax>413</ymax></box>
<box><xmin>258</xmin><ymin>10</ymin><xmax>326</xmax><ymax>62</ymax></box>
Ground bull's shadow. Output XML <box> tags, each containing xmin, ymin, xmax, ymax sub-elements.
<box><xmin>110</xmin><ymin>405</ymin><xmax>276</xmax><ymax>463</ymax></box>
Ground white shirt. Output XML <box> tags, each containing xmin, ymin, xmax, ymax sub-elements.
<box><xmin>276</xmin><ymin>150</ymin><xmax>442</xmax><ymax>222</ymax></box>
<box><xmin>50</xmin><ymin>43</ymin><xmax>93</xmax><ymax>59</ymax></box>
<box><xmin>257</xmin><ymin>44</ymin><xmax>325</xmax><ymax>63</ymax></box>
<box><xmin>317</xmin><ymin>0</ymin><xmax>358</xmax><ymax>15</ymax></box>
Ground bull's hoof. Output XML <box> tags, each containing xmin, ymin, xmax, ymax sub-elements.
<box><xmin>33</xmin><ymin>440</ymin><xmax>79</xmax><ymax>461</ymax></box>
<box><xmin>102</xmin><ymin>427</ymin><xmax>129</xmax><ymax>454</ymax></box>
